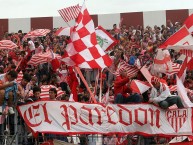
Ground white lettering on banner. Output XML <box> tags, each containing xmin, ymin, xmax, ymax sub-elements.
<box><xmin>17</xmin><ymin>101</ymin><xmax>193</xmax><ymax>136</ymax></box>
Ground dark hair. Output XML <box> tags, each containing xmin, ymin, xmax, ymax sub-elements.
<box><xmin>23</xmin><ymin>73</ymin><xmax>32</xmax><ymax>82</ymax></box>
<box><xmin>11</xmin><ymin>64</ymin><xmax>16</xmax><ymax>69</ymax></box>
<box><xmin>8</xmin><ymin>57</ymin><xmax>13</xmax><ymax>62</ymax></box>
<box><xmin>49</xmin><ymin>88</ymin><xmax>57</xmax><ymax>95</ymax></box>
<box><xmin>33</xmin><ymin>86</ymin><xmax>41</xmax><ymax>94</ymax></box>
<box><xmin>18</xmin><ymin>30</ymin><xmax>22</xmax><ymax>33</ymax></box>
<box><xmin>7</xmin><ymin>70</ymin><xmax>18</xmax><ymax>79</ymax></box>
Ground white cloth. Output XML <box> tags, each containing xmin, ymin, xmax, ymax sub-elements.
<box><xmin>28</xmin><ymin>40</ymin><xmax>35</xmax><ymax>51</ymax></box>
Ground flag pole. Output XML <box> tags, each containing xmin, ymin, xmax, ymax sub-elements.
<box><xmin>99</xmin><ymin>69</ymin><xmax>103</xmax><ymax>103</ymax></box>
<box><xmin>74</xmin><ymin>67</ymin><xmax>97</xmax><ymax>103</ymax></box>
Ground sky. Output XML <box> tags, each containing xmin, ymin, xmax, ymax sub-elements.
<box><xmin>0</xmin><ymin>0</ymin><xmax>193</xmax><ymax>18</ymax></box>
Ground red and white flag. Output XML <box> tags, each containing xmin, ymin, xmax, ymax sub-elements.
<box><xmin>180</xmin><ymin>49</ymin><xmax>193</xmax><ymax>57</ymax></box>
<box><xmin>184</xmin><ymin>14</ymin><xmax>193</xmax><ymax>34</ymax></box>
<box><xmin>165</xmin><ymin>62</ymin><xmax>181</xmax><ymax>76</ymax></box>
<box><xmin>62</xmin><ymin>3</ymin><xmax>112</xmax><ymax>69</ymax></box>
<box><xmin>169</xmin><ymin>85</ymin><xmax>177</xmax><ymax>92</ymax></box>
<box><xmin>160</xmin><ymin>26</ymin><xmax>193</xmax><ymax>50</ymax></box>
<box><xmin>16</xmin><ymin>71</ymin><xmax>23</xmax><ymax>83</ymax></box>
<box><xmin>55</xmin><ymin>27</ymin><xmax>73</xmax><ymax>36</ymax></box>
<box><xmin>176</xmin><ymin>76</ymin><xmax>193</xmax><ymax>107</ymax></box>
<box><xmin>140</xmin><ymin>65</ymin><xmax>153</xmax><ymax>86</ymax></box>
<box><xmin>28</xmin><ymin>51</ymin><xmax>61</xmax><ymax>66</ymax></box>
<box><xmin>115</xmin><ymin>60</ymin><xmax>139</xmax><ymax>77</ymax></box>
<box><xmin>0</xmin><ymin>40</ymin><xmax>18</xmax><ymax>50</ymax></box>
<box><xmin>153</xmin><ymin>49</ymin><xmax>172</xmax><ymax>73</ymax></box>
<box><xmin>130</xmin><ymin>80</ymin><xmax>151</xmax><ymax>94</ymax></box>
<box><xmin>177</xmin><ymin>56</ymin><xmax>188</xmax><ymax>83</ymax></box>
<box><xmin>58</xmin><ymin>4</ymin><xmax>81</xmax><ymax>22</ymax></box>
<box><xmin>23</xmin><ymin>29</ymin><xmax>50</xmax><ymax>40</ymax></box>
<box><xmin>95</xmin><ymin>26</ymin><xmax>117</xmax><ymax>51</ymax></box>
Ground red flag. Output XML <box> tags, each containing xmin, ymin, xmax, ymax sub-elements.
<box><xmin>184</xmin><ymin>14</ymin><xmax>193</xmax><ymax>34</ymax></box>
<box><xmin>58</xmin><ymin>4</ymin><xmax>81</xmax><ymax>22</ymax></box>
<box><xmin>187</xmin><ymin>57</ymin><xmax>193</xmax><ymax>70</ymax></box>
<box><xmin>62</xmin><ymin>2</ymin><xmax>112</xmax><ymax>69</ymax></box>
<box><xmin>160</xmin><ymin>26</ymin><xmax>193</xmax><ymax>50</ymax></box>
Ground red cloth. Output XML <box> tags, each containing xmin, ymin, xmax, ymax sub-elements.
<box><xmin>114</xmin><ymin>76</ymin><xmax>131</xmax><ymax>97</ymax></box>
<box><xmin>8</xmin><ymin>51</ymin><xmax>18</xmax><ymax>61</ymax></box>
<box><xmin>51</xmin><ymin>58</ymin><xmax>60</xmax><ymax>72</ymax></box>
<box><xmin>68</xmin><ymin>67</ymin><xmax>79</xmax><ymax>102</ymax></box>
<box><xmin>187</xmin><ymin>58</ymin><xmax>193</xmax><ymax>70</ymax></box>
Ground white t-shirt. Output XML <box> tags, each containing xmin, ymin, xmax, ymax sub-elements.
<box><xmin>35</xmin><ymin>44</ymin><xmax>44</xmax><ymax>54</ymax></box>
<box><xmin>28</xmin><ymin>40</ymin><xmax>35</xmax><ymax>51</ymax></box>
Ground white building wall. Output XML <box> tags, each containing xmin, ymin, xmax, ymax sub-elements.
<box><xmin>189</xmin><ymin>9</ymin><xmax>193</xmax><ymax>15</ymax></box>
<box><xmin>8</xmin><ymin>18</ymin><xmax>31</xmax><ymax>33</ymax></box>
<box><xmin>98</xmin><ymin>13</ymin><xmax>120</xmax><ymax>29</ymax></box>
<box><xmin>143</xmin><ymin>11</ymin><xmax>166</xmax><ymax>28</ymax></box>
<box><xmin>53</xmin><ymin>16</ymin><xmax>75</xmax><ymax>28</ymax></box>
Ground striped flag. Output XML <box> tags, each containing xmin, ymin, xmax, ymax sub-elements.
<box><xmin>180</xmin><ymin>49</ymin><xmax>193</xmax><ymax>57</ymax></box>
<box><xmin>23</xmin><ymin>29</ymin><xmax>50</xmax><ymax>40</ymax></box>
<box><xmin>28</xmin><ymin>51</ymin><xmax>61</xmax><ymax>66</ymax></box>
<box><xmin>29</xmin><ymin>85</ymin><xmax>64</xmax><ymax>99</ymax></box>
<box><xmin>0</xmin><ymin>40</ymin><xmax>18</xmax><ymax>50</ymax></box>
<box><xmin>169</xmin><ymin>85</ymin><xmax>177</xmax><ymax>92</ymax></box>
<box><xmin>58</xmin><ymin>4</ymin><xmax>81</xmax><ymax>22</ymax></box>
<box><xmin>165</xmin><ymin>62</ymin><xmax>181</xmax><ymax>76</ymax></box>
<box><xmin>115</xmin><ymin>60</ymin><xmax>139</xmax><ymax>77</ymax></box>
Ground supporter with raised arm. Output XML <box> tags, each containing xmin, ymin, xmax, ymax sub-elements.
<box><xmin>149</xmin><ymin>76</ymin><xmax>184</xmax><ymax>109</ymax></box>
<box><xmin>114</xmin><ymin>69</ymin><xmax>142</xmax><ymax>104</ymax></box>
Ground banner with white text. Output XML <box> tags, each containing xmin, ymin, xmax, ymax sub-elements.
<box><xmin>17</xmin><ymin>101</ymin><xmax>193</xmax><ymax>136</ymax></box>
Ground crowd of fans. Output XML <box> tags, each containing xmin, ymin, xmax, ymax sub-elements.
<box><xmin>0</xmin><ymin>19</ymin><xmax>191</xmax><ymax>145</ymax></box>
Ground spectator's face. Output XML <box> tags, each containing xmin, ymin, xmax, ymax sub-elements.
<box><xmin>7</xmin><ymin>75</ymin><xmax>16</xmax><ymax>82</ymax></box>
<box><xmin>34</xmin><ymin>91</ymin><xmax>41</xmax><ymax>99</ymax></box>
<box><xmin>49</xmin><ymin>91</ymin><xmax>56</xmax><ymax>100</ymax></box>
<box><xmin>120</xmin><ymin>70</ymin><xmax>127</xmax><ymax>78</ymax></box>
<box><xmin>21</xmin><ymin>79</ymin><xmax>28</xmax><ymax>86</ymax></box>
